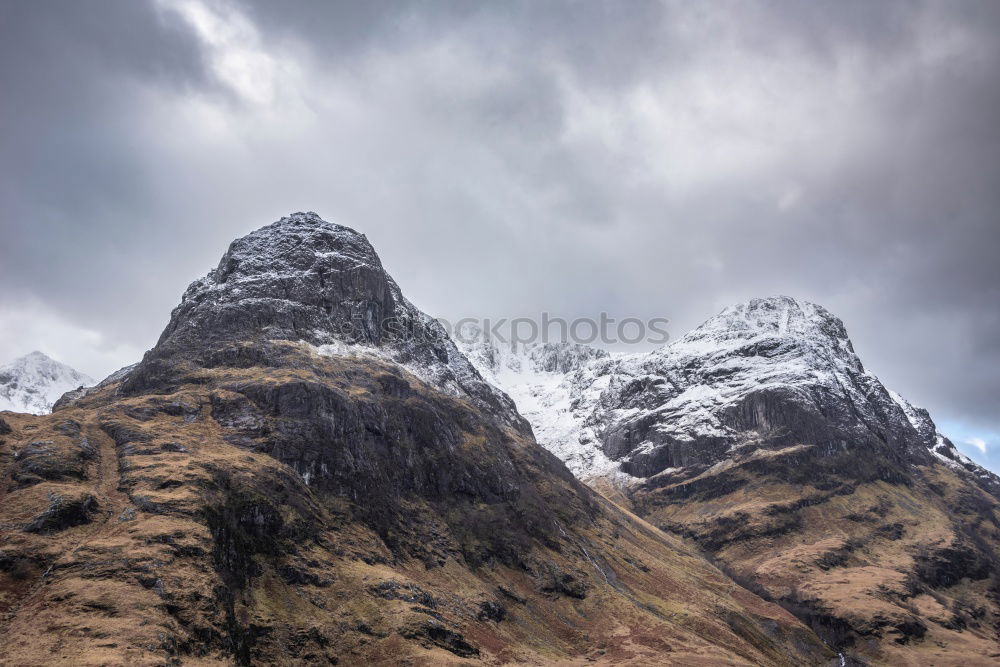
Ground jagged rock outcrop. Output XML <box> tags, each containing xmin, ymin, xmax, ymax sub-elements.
<box><xmin>0</xmin><ymin>215</ymin><xmax>831</xmax><ymax>666</ymax></box>
<box><xmin>123</xmin><ymin>212</ymin><xmax>521</xmax><ymax>429</ymax></box>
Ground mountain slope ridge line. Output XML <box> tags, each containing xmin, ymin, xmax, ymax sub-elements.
<box><xmin>0</xmin><ymin>213</ymin><xmax>833</xmax><ymax>665</ymax></box>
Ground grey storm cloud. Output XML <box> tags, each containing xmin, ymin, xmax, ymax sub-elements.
<box><xmin>1</xmin><ymin>1</ymin><xmax>998</xmax><ymax>465</ymax></box>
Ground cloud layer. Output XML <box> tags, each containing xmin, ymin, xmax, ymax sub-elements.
<box><xmin>2</xmin><ymin>0</ymin><xmax>998</xmax><ymax>464</ymax></box>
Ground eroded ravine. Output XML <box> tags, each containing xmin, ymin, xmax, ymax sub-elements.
<box><xmin>0</xmin><ymin>414</ymin><xmax>135</xmax><ymax>642</ymax></box>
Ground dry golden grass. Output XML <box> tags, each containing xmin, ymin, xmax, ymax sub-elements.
<box><xmin>0</xmin><ymin>350</ymin><xmax>834</xmax><ymax>665</ymax></box>
<box><xmin>632</xmin><ymin>444</ymin><xmax>1000</xmax><ymax>665</ymax></box>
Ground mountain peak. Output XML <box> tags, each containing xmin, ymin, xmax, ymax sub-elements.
<box><xmin>659</xmin><ymin>296</ymin><xmax>863</xmax><ymax>385</ymax></box>
<box><xmin>124</xmin><ymin>213</ymin><xmax>524</xmax><ymax>427</ymax></box>
<box><xmin>673</xmin><ymin>295</ymin><xmax>852</xmax><ymax>356</ymax></box>
<box><xmin>256</xmin><ymin>210</ymin><xmax>370</xmax><ymax>245</ymax></box>
<box><xmin>3</xmin><ymin>350</ymin><xmax>84</xmax><ymax>375</ymax></box>
<box><xmin>0</xmin><ymin>351</ymin><xmax>94</xmax><ymax>414</ymax></box>
<box><xmin>459</xmin><ymin>295</ymin><xmax>999</xmax><ymax>492</ymax></box>
<box><xmin>269</xmin><ymin>210</ymin><xmax>364</xmax><ymax>237</ymax></box>
<box><xmin>210</xmin><ymin>212</ymin><xmax>380</xmax><ymax>291</ymax></box>
<box><xmin>151</xmin><ymin>212</ymin><xmax>392</xmax><ymax>355</ymax></box>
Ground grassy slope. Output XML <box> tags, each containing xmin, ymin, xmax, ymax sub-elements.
<box><xmin>631</xmin><ymin>444</ymin><xmax>1000</xmax><ymax>665</ymax></box>
<box><xmin>0</xmin><ymin>346</ymin><xmax>830</xmax><ymax>666</ymax></box>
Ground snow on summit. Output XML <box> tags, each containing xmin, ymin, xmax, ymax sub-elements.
<box><xmin>128</xmin><ymin>212</ymin><xmax>525</xmax><ymax>429</ymax></box>
<box><xmin>0</xmin><ymin>351</ymin><xmax>94</xmax><ymax>414</ymax></box>
<box><xmin>459</xmin><ymin>296</ymin><xmax>999</xmax><ymax>493</ymax></box>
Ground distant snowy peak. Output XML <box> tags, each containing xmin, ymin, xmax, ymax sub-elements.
<box><xmin>0</xmin><ymin>351</ymin><xmax>94</xmax><ymax>415</ymax></box>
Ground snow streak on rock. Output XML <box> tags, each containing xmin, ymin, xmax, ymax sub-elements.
<box><xmin>456</xmin><ymin>328</ymin><xmax>623</xmax><ymax>480</ymax></box>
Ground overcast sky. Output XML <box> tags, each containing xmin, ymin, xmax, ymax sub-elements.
<box><xmin>1</xmin><ymin>1</ymin><xmax>998</xmax><ymax>469</ymax></box>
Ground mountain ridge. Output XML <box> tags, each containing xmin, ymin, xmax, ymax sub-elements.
<box><xmin>458</xmin><ymin>295</ymin><xmax>998</xmax><ymax>495</ymax></box>
<box><xmin>0</xmin><ymin>214</ymin><xmax>833</xmax><ymax>665</ymax></box>
<box><xmin>4</xmin><ymin>215</ymin><xmax>999</xmax><ymax>664</ymax></box>
<box><xmin>456</xmin><ymin>295</ymin><xmax>1000</xmax><ymax>663</ymax></box>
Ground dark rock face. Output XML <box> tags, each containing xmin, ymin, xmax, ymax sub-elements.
<box><xmin>10</xmin><ymin>435</ymin><xmax>94</xmax><ymax>488</ymax></box>
<box><xmin>25</xmin><ymin>491</ymin><xmax>98</xmax><ymax>533</ymax></box>
<box><xmin>204</xmin><ymin>350</ymin><xmax>595</xmax><ymax>567</ymax></box>
<box><xmin>913</xmin><ymin>542</ymin><xmax>993</xmax><ymax>588</ymax></box>
<box><xmin>476</xmin><ymin>599</ymin><xmax>506</xmax><ymax>622</ymax></box>
<box><xmin>123</xmin><ymin>212</ymin><xmax>523</xmax><ymax>429</ymax></box>
<box><xmin>400</xmin><ymin>620</ymin><xmax>480</xmax><ymax>658</ymax></box>
<box><xmin>600</xmin><ymin>298</ymin><xmax>935</xmax><ymax>481</ymax></box>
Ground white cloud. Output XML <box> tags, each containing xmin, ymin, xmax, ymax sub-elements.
<box><xmin>155</xmin><ymin>0</ymin><xmax>287</xmax><ymax>106</ymax></box>
<box><xmin>967</xmin><ymin>437</ymin><xmax>988</xmax><ymax>454</ymax></box>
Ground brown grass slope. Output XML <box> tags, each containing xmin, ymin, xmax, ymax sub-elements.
<box><xmin>0</xmin><ymin>342</ymin><xmax>832</xmax><ymax>666</ymax></box>
<box><xmin>631</xmin><ymin>442</ymin><xmax>1000</xmax><ymax>665</ymax></box>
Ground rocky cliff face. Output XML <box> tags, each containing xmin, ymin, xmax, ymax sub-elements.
<box><xmin>124</xmin><ymin>212</ymin><xmax>522</xmax><ymax>429</ymax></box>
<box><xmin>462</xmin><ymin>296</ymin><xmax>1000</xmax><ymax>664</ymax></box>
<box><xmin>0</xmin><ymin>215</ymin><xmax>831</xmax><ymax>666</ymax></box>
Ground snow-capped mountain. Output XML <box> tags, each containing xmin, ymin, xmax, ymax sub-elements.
<box><xmin>459</xmin><ymin>296</ymin><xmax>999</xmax><ymax>494</ymax></box>
<box><xmin>0</xmin><ymin>351</ymin><xmax>94</xmax><ymax>414</ymax></box>
<box><xmin>3</xmin><ymin>212</ymin><xmax>839</xmax><ymax>665</ymax></box>
<box><xmin>7</xmin><ymin>215</ymin><xmax>1000</xmax><ymax>665</ymax></box>
<box><xmin>123</xmin><ymin>211</ymin><xmax>522</xmax><ymax>427</ymax></box>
